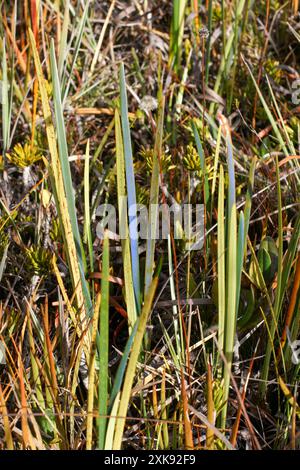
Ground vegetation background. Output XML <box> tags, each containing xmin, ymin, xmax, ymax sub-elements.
<box><xmin>0</xmin><ymin>0</ymin><xmax>300</xmax><ymax>450</ymax></box>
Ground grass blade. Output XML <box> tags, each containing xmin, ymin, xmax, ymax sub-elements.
<box><xmin>236</xmin><ymin>211</ymin><xmax>245</xmax><ymax>314</ymax></box>
<box><xmin>108</xmin><ymin>322</ymin><xmax>138</xmax><ymax>412</ymax></box>
<box><xmin>61</xmin><ymin>1</ymin><xmax>89</xmax><ymax>106</ymax></box>
<box><xmin>119</xmin><ymin>63</ymin><xmax>141</xmax><ymax>312</ymax></box>
<box><xmin>58</xmin><ymin>0</ymin><xmax>70</xmax><ymax>79</ymax></box>
<box><xmin>244</xmin><ymin>57</ymin><xmax>289</xmax><ymax>157</ymax></box>
<box><xmin>50</xmin><ymin>38</ymin><xmax>92</xmax><ymax>315</ymax></box>
<box><xmin>220</xmin><ymin>116</ymin><xmax>237</xmax><ymax>427</ymax></box>
<box><xmin>97</xmin><ymin>233</ymin><xmax>110</xmax><ymax>449</ymax></box>
<box><xmin>259</xmin><ymin>154</ymin><xmax>283</xmax><ymax>397</ymax></box>
<box><xmin>113</xmin><ymin>274</ymin><xmax>159</xmax><ymax>449</ymax></box>
<box><xmin>192</xmin><ymin>120</ymin><xmax>210</xmax><ymax>210</ymax></box>
<box><xmin>2</xmin><ymin>38</ymin><xmax>11</xmax><ymax>156</ymax></box>
<box><xmin>115</xmin><ymin>108</ymin><xmax>137</xmax><ymax>330</ymax></box>
<box><xmin>144</xmin><ymin>94</ymin><xmax>165</xmax><ymax>298</ymax></box>
<box><xmin>217</xmin><ymin>165</ymin><xmax>225</xmax><ymax>354</ymax></box>
<box><xmin>28</xmin><ymin>30</ymin><xmax>91</xmax><ymax>355</ymax></box>
<box><xmin>170</xmin><ymin>0</ymin><xmax>186</xmax><ymax>72</ymax></box>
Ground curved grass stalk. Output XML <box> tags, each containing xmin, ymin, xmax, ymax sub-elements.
<box><xmin>104</xmin><ymin>392</ymin><xmax>120</xmax><ymax>450</ymax></box>
<box><xmin>113</xmin><ymin>275</ymin><xmax>159</xmax><ymax>449</ymax></box>
<box><xmin>119</xmin><ymin>63</ymin><xmax>141</xmax><ymax>313</ymax></box>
